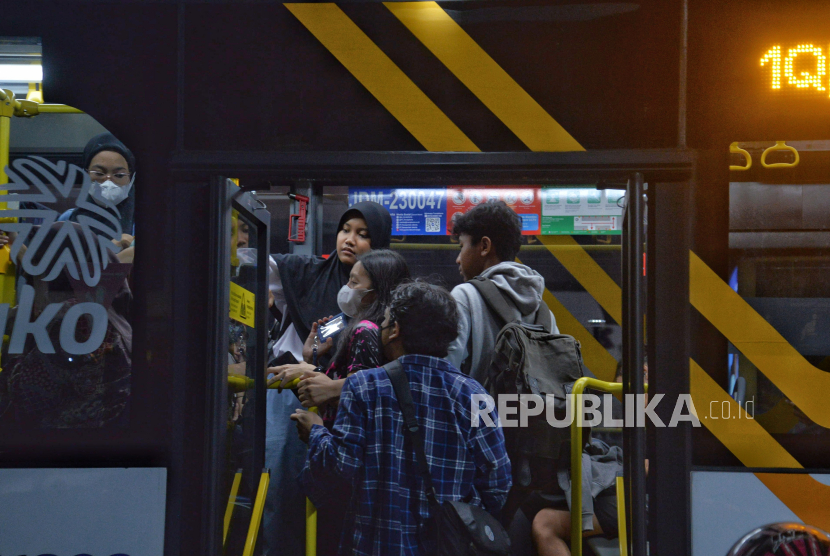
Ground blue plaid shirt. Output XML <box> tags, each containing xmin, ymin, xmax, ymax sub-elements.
<box><xmin>300</xmin><ymin>354</ymin><xmax>511</xmax><ymax>556</ymax></box>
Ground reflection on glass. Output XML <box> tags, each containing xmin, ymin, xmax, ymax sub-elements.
<box><xmin>223</xmin><ymin>208</ymin><xmax>261</xmax><ymax>553</ymax></box>
<box><xmin>729</xmin><ymin>181</ymin><xmax>830</xmax><ymax>436</ymax></box>
<box><xmin>0</xmin><ymin>153</ymin><xmax>133</xmax><ymax>430</ymax></box>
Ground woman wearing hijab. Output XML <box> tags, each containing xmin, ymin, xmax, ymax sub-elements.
<box><xmin>260</xmin><ymin>201</ymin><xmax>391</xmax><ymax>556</ymax></box>
<box><xmin>61</xmin><ymin>132</ymin><xmax>137</xmax><ymax>261</ymax></box>
<box><xmin>265</xmin><ymin>201</ymin><xmax>392</xmax><ymax>366</ymax></box>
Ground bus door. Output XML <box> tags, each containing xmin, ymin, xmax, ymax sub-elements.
<box><xmin>295</xmin><ymin>165</ymin><xmax>693</xmax><ymax>556</ymax></box>
<box><xmin>206</xmin><ymin>177</ymin><xmax>270</xmax><ymax>556</ymax></box>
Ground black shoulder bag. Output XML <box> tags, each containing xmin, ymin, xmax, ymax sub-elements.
<box><xmin>382</xmin><ymin>360</ymin><xmax>512</xmax><ymax>556</ymax></box>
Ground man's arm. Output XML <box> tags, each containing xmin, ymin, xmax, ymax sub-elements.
<box><xmin>445</xmin><ymin>286</ymin><xmax>472</xmax><ymax>371</ymax></box>
<box><xmin>299</xmin><ymin>376</ymin><xmax>368</xmax><ymax>505</ymax></box>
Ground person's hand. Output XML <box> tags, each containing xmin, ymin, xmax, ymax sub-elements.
<box><xmin>298</xmin><ymin>373</ymin><xmax>341</xmax><ymax>408</ymax></box>
<box><xmin>116</xmin><ymin>246</ymin><xmax>134</xmax><ymax>264</ymax></box>
<box><xmin>267</xmin><ymin>362</ymin><xmax>316</xmax><ymax>390</ymax></box>
<box><xmin>111</xmin><ymin>233</ymin><xmax>134</xmax><ymax>250</ymax></box>
<box><xmin>0</xmin><ymin>233</ymin><xmax>9</xmax><ymax>248</ymax></box>
<box><xmin>290</xmin><ymin>408</ymin><xmax>324</xmax><ymax>443</ymax></box>
<box><xmin>302</xmin><ymin>316</ymin><xmax>334</xmax><ymax>363</ymax></box>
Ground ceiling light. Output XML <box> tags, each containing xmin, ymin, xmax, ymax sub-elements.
<box><xmin>0</xmin><ymin>64</ymin><xmax>42</xmax><ymax>82</ymax></box>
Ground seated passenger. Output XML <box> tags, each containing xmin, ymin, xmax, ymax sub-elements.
<box><xmin>445</xmin><ymin>200</ymin><xmax>559</xmax><ymax>383</ymax></box>
<box><xmin>529</xmin><ymin>362</ymin><xmax>648</xmax><ymax>556</ymax></box>
<box><xmin>0</xmin><ymin>222</ymin><xmax>132</xmax><ymax>429</ymax></box>
<box><xmin>62</xmin><ymin>132</ymin><xmax>137</xmax><ymax>261</ymax></box>
<box><xmin>291</xmin><ymin>280</ymin><xmax>512</xmax><ymax>556</ymax></box>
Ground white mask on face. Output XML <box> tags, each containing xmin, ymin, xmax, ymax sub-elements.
<box><xmin>337</xmin><ymin>284</ymin><xmax>373</xmax><ymax>317</ymax></box>
<box><xmin>90</xmin><ymin>176</ymin><xmax>133</xmax><ymax>207</ymax></box>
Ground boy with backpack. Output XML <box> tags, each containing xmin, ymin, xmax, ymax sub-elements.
<box><xmin>446</xmin><ymin>200</ymin><xmax>559</xmax><ymax>383</ymax></box>
<box><xmin>446</xmin><ymin>201</ymin><xmax>623</xmax><ymax>555</ymax></box>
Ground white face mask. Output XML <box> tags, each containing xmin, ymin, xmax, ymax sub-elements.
<box><xmin>337</xmin><ymin>284</ymin><xmax>373</xmax><ymax>318</ymax></box>
<box><xmin>90</xmin><ymin>176</ymin><xmax>133</xmax><ymax>207</ymax></box>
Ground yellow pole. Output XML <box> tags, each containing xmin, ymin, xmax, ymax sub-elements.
<box><xmin>0</xmin><ymin>91</ymin><xmax>15</xmax><ymax>309</ymax></box>
<box><xmin>306</xmin><ymin>498</ymin><xmax>317</xmax><ymax>556</ymax></box>
<box><xmin>242</xmin><ymin>470</ymin><xmax>271</xmax><ymax>556</ymax></box>
<box><xmin>616</xmin><ymin>476</ymin><xmax>628</xmax><ymax>556</ymax></box>
<box><xmin>570</xmin><ymin>378</ymin><xmax>646</xmax><ymax>556</ymax></box>
<box><xmin>224</xmin><ymin>471</ymin><xmax>243</xmax><ymax>546</ymax></box>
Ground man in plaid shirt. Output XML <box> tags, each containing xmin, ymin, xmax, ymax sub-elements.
<box><xmin>291</xmin><ymin>280</ymin><xmax>511</xmax><ymax>555</ymax></box>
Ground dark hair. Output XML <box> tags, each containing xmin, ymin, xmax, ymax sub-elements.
<box><xmin>451</xmin><ymin>200</ymin><xmax>522</xmax><ymax>262</ymax></box>
<box><xmin>387</xmin><ymin>280</ymin><xmax>458</xmax><ymax>358</ymax></box>
<box><xmin>330</xmin><ymin>249</ymin><xmax>410</xmax><ymax>371</ymax></box>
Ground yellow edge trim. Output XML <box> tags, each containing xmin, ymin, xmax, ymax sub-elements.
<box><xmin>386</xmin><ymin>2</ymin><xmax>584</xmax><ymax>152</ymax></box>
<box><xmin>285</xmin><ymin>3</ymin><xmax>479</xmax><ymax>152</ymax></box>
<box><xmin>690</xmin><ymin>251</ymin><xmax>830</xmax><ymax>428</ymax></box>
<box><xmin>538</xmin><ymin>235</ymin><xmax>622</xmax><ymax>324</ymax></box>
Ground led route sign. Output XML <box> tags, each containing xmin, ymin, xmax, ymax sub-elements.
<box><xmin>761</xmin><ymin>43</ymin><xmax>829</xmax><ymax>93</ymax></box>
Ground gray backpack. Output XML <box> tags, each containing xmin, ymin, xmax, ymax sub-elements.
<box><xmin>469</xmin><ymin>277</ymin><xmax>586</xmax><ymax>492</ymax></box>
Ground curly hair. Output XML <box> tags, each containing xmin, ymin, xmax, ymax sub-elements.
<box><xmin>451</xmin><ymin>200</ymin><xmax>522</xmax><ymax>262</ymax></box>
<box><xmin>387</xmin><ymin>280</ymin><xmax>458</xmax><ymax>358</ymax></box>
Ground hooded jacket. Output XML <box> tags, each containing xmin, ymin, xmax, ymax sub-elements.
<box><xmin>446</xmin><ymin>261</ymin><xmax>559</xmax><ymax>384</ymax></box>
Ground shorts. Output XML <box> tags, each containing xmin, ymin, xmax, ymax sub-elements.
<box><xmin>521</xmin><ymin>488</ymin><xmax>619</xmax><ymax>540</ymax></box>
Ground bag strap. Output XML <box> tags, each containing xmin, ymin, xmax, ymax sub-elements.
<box><xmin>468</xmin><ymin>277</ymin><xmax>517</xmax><ymax>326</ymax></box>
<box><xmin>382</xmin><ymin>359</ymin><xmax>440</xmax><ymax>508</ymax></box>
<box><xmin>469</xmin><ymin>277</ymin><xmax>552</xmax><ymax>333</ymax></box>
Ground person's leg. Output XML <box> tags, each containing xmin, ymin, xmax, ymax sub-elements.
<box><xmin>531</xmin><ymin>509</ymin><xmax>604</xmax><ymax>556</ymax></box>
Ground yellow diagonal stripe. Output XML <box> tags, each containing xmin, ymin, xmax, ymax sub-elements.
<box><xmin>285</xmin><ymin>3</ymin><xmax>479</xmax><ymax>152</ymax></box>
<box><xmin>538</xmin><ymin>236</ymin><xmax>622</xmax><ymax>324</ymax></box>
<box><xmin>690</xmin><ymin>358</ymin><xmax>801</xmax><ymax>469</ymax></box>
<box><xmin>543</xmin><ymin>288</ymin><xmax>617</xmax><ymax>383</ymax></box>
<box><xmin>691</xmin><ymin>358</ymin><xmax>830</xmax><ymax>531</ymax></box>
<box><xmin>690</xmin><ymin>251</ymin><xmax>830</xmax><ymax>428</ymax></box>
<box><xmin>386</xmin><ymin>2</ymin><xmax>584</xmax><ymax>152</ymax></box>
<box><xmin>517</xmin><ymin>255</ymin><xmax>618</xmax><ymax>382</ymax></box>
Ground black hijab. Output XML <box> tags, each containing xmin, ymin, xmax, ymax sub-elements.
<box><xmin>273</xmin><ymin>201</ymin><xmax>392</xmax><ymax>340</ymax></box>
<box><xmin>73</xmin><ymin>132</ymin><xmax>136</xmax><ymax>234</ymax></box>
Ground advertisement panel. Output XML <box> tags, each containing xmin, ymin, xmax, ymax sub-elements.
<box><xmin>349</xmin><ymin>187</ymin><xmax>447</xmax><ymax>235</ymax></box>
<box><xmin>446</xmin><ymin>187</ymin><xmax>541</xmax><ymax>235</ymax></box>
<box><xmin>541</xmin><ymin>186</ymin><xmax>625</xmax><ymax>235</ymax></box>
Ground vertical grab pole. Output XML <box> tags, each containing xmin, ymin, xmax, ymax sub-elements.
<box><xmin>0</xmin><ymin>91</ymin><xmax>16</xmax><ymax>329</ymax></box>
<box><xmin>622</xmin><ymin>173</ymin><xmax>646</xmax><ymax>556</ymax></box>
<box><xmin>242</xmin><ymin>469</ymin><xmax>271</xmax><ymax>556</ymax></box>
<box><xmin>306</xmin><ymin>498</ymin><xmax>317</xmax><ymax>556</ymax></box>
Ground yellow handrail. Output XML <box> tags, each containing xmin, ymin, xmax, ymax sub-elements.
<box><xmin>761</xmin><ymin>140</ymin><xmax>799</xmax><ymax>168</ymax></box>
<box><xmin>729</xmin><ymin>142</ymin><xmax>752</xmax><ymax>171</ymax></box>
<box><xmin>570</xmin><ymin>377</ymin><xmax>647</xmax><ymax>556</ymax></box>
<box><xmin>306</xmin><ymin>498</ymin><xmax>318</xmax><ymax>556</ymax></box>
<box><xmin>242</xmin><ymin>469</ymin><xmax>271</xmax><ymax>556</ymax></box>
<box><xmin>224</xmin><ymin>470</ymin><xmax>243</xmax><ymax>546</ymax></box>
<box><xmin>616</xmin><ymin>475</ymin><xmax>628</xmax><ymax>556</ymax></box>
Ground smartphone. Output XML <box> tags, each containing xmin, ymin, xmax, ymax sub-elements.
<box><xmin>318</xmin><ymin>313</ymin><xmax>347</xmax><ymax>343</ymax></box>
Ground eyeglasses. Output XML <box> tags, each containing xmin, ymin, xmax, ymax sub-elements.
<box><xmin>88</xmin><ymin>169</ymin><xmax>131</xmax><ymax>182</ymax></box>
